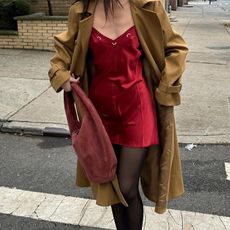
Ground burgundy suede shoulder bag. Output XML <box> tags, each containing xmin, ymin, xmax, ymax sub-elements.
<box><xmin>64</xmin><ymin>83</ymin><xmax>117</xmax><ymax>183</ymax></box>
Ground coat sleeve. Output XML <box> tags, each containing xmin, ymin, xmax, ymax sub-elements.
<box><xmin>154</xmin><ymin>1</ymin><xmax>188</xmax><ymax>106</ymax></box>
<box><xmin>48</xmin><ymin>4</ymin><xmax>80</xmax><ymax>92</ymax></box>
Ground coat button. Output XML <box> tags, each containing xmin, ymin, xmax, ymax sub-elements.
<box><xmin>112</xmin><ymin>42</ymin><xmax>117</xmax><ymax>46</ymax></box>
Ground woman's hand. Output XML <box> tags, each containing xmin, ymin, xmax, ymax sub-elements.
<box><xmin>62</xmin><ymin>72</ymin><xmax>80</xmax><ymax>92</ymax></box>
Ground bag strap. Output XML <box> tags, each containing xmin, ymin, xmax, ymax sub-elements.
<box><xmin>64</xmin><ymin>90</ymin><xmax>81</xmax><ymax>135</ymax></box>
<box><xmin>64</xmin><ymin>83</ymin><xmax>93</xmax><ymax>136</ymax></box>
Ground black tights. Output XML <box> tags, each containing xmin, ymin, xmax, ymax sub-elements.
<box><xmin>111</xmin><ymin>144</ymin><xmax>147</xmax><ymax>230</ymax></box>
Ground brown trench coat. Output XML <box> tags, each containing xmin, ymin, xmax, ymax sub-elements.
<box><xmin>48</xmin><ymin>0</ymin><xmax>188</xmax><ymax>214</ymax></box>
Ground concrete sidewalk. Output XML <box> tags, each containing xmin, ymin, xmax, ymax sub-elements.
<box><xmin>0</xmin><ymin>0</ymin><xmax>230</xmax><ymax>144</ymax></box>
<box><xmin>171</xmin><ymin>0</ymin><xmax>230</xmax><ymax>143</ymax></box>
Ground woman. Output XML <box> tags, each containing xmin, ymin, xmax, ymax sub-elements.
<box><xmin>48</xmin><ymin>0</ymin><xmax>188</xmax><ymax>229</ymax></box>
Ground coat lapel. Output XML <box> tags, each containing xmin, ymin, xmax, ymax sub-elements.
<box><xmin>130</xmin><ymin>0</ymin><xmax>165</xmax><ymax>81</ymax></box>
<box><xmin>78</xmin><ymin>0</ymin><xmax>97</xmax><ymax>52</ymax></box>
<box><xmin>71</xmin><ymin>0</ymin><xmax>97</xmax><ymax>76</ymax></box>
<box><xmin>79</xmin><ymin>15</ymin><xmax>94</xmax><ymax>53</ymax></box>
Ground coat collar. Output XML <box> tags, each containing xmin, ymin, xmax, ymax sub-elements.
<box><xmin>78</xmin><ymin>0</ymin><xmax>96</xmax><ymax>32</ymax></box>
<box><xmin>78</xmin><ymin>0</ymin><xmax>97</xmax><ymax>47</ymax></box>
<box><xmin>130</xmin><ymin>0</ymin><xmax>157</xmax><ymax>8</ymax></box>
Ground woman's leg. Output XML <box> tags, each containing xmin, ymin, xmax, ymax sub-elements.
<box><xmin>112</xmin><ymin>144</ymin><xmax>147</xmax><ymax>230</ymax></box>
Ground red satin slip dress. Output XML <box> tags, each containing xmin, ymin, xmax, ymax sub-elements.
<box><xmin>88</xmin><ymin>25</ymin><xmax>159</xmax><ymax>147</ymax></box>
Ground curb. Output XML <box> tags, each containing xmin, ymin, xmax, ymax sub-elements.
<box><xmin>0</xmin><ymin>121</ymin><xmax>70</xmax><ymax>138</ymax></box>
<box><xmin>1</xmin><ymin>121</ymin><xmax>230</xmax><ymax>146</ymax></box>
<box><xmin>43</xmin><ymin>127</ymin><xmax>70</xmax><ymax>137</ymax></box>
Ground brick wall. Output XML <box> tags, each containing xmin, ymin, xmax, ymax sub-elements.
<box><xmin>0</xmin><ymin>16</ymin><xmax>67</xmax><ymax>50</ymax></box>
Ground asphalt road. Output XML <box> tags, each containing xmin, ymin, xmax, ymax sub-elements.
<box><xmin>0</xmin><ymin>133</ymin><xmax>230</xmax><ymax>229</ymax></box>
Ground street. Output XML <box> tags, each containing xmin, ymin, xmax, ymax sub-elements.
<box><xmin>0</xmin><ymin>133</ymin><xmax>230</xmax><ymax>229</ymax></box>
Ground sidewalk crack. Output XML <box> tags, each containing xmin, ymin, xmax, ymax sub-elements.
<box><xmin>9</xmin><ymin>190</ymin><xmax>25</xmax><ymax>215</ymax></box>
<box><xmin>182</xmin><ymin>18</ymin><xmax>192</xmax><ymax>36</ymax></box>
<box><xmin>180</xmin><ymin>211</ymin><xmax>184</xmax><ymax>230</ymax></box>
<box><xmin>168</xmin><ymin>210</ymin><xmax>181</xmax><ymax>225</ymax></box>
<box><xmin>143</xmin><ymin>211</ymin><xmax>147</xmax><ymax>230</ymax></box>
<box><xmin>48</xmin><ymin>196</ymin><xmax>65</xmax><ymax>221</ymax></box>
<box><xmin>219</xmin><ymin>216</ymin><xmax>228</xmax><ymax>230</ymax></box>
<box><xmin>9</xmin><ymin>203</ymin><xmax>22</xmax><ymax>215</ymax></box>
<box><xmin>30</xmin><ymin>195</ymin><xmax>47</xmax><ymax>220</ymax></box>
<box><xmin>7</xmin><ymin>86</ymin><xmax>51</xmax><ymax>120</ymax></box>
<box><xmin>78</xmin><ymin>199</ymin><xmax>90</xmax><ymax>226</ymax></box>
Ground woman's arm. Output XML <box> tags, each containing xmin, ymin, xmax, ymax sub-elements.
<box><xmin>48</xmin><ymin>3</ymin><xmax>80</xmax><ymax>92</ymax></box>
<box><xmin>154</xmin><ymin>1</ymin><xmax>188</xmax><ymax>106</ymax></box>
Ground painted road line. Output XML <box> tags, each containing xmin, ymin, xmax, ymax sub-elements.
<box><xmin>225</xmin><ymin>162</ymin><xmax>230</xmax><ymax>180</ymax></box>
<box><xmin>0</xmin><ymin>186</ymin><xmax>230</xmax><ymax>229</ymax></box>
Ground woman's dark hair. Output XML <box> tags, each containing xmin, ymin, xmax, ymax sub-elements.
<box><xmin>73</xmin><ymin>0</ymin><xmax>122</xmax><ymax>18</ymax></box>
